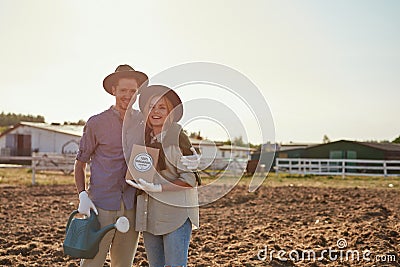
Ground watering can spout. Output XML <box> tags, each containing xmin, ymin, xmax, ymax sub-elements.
<box><xmin>93</xmin><ymin>224</ymin><xmax>114</xmax><ymax>244</ymax></box>
<box><xmin>63</xmin><ymin>210</ymin><xmax>130</xmax><ymax>259</ymax></box>
<box><xmin>94</xmin><ymin>216</ymin><xmax>129</xmax><ymax>243</ymax></box>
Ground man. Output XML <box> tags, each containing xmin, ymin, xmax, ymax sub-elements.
<box><xmin>74</xmin><ymin>64</ymin><xmax>148</xmax><ymax>266</ymax></box>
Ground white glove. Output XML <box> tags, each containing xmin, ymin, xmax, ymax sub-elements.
<box><xmin>125</xmin><ymin>179</ymin><xmax>144</xmax><ymax>190</ymax></box>
<box><xmin>78</xmin><ymin>191</ymin><xmax>98</xmax><ymax>217</ymax></box>
<box><xmin>180</xmin><ymin>147</ymin><xmax>201</xmax><ymax>170</ymax></box>
<box><xmin>126</xmin><ymin>179</ymin><xmax>162</xmax><ymax>192</ymax></box>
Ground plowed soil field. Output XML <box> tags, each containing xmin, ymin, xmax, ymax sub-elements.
<box><xmin>1</xmin><ymin>184</ymin><xmax>399</xmax><ymax>266</ymax></box>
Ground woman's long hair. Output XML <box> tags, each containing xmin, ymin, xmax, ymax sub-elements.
<box><xmin>143</xmin><ymin>95</ymin><xmax>176</xmax><ymax>171</ymax></box>
<box><xmin>143</xmin><ymin>95</ymin><xmax>175</xmax><ymax>145</ymax></box>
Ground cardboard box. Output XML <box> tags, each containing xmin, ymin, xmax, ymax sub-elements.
<box><xmin>125</xmin><ymin>144</ymin><xmax>159</xmax><ymax>183</ymax></box>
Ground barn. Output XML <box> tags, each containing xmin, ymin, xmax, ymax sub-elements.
<box><xmin>248</xmin><ymin>142</ymin><xmax>313</xmax><ymax>173</ymax></box>
<box><xmin>0</xmin><ymin>121</ymin><xmax>83</xmax><ymax>157</ymax></box>
<box><xmin>277</xmin><ymin>140</ymin><xmax>400</xmax><ymax>160</ymax></box>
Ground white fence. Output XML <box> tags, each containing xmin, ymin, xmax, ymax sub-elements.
<box><xmin>31</xmin><ymin>152</ymin><xmax>76</xmax><ymax>176</ymax></box>
<box><xmin>198</xmin><ymin>157</ymin><xmax>248</xmax><ymax>177</ymax></box>
<box><xmin>275</xmin><ymin>158</ymin><xmax>400</xmax><ymax>178</ymax></box>
<box><xmin>0</xmin><ymin>153</ymin><xmax>77</xmax><ymax>184</ymax></box>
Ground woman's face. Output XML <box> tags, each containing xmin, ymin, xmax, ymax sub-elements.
<box><xmin>148</xmin><ymin>96</ymin><xmax>171</xmax><ymax>128</ymax></box>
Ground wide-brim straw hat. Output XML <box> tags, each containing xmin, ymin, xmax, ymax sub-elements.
<box><xmin>103</xmin><ymin>64</ymin><xmax>148</xmax><ymax>95</ymax></box>
<box><xmin>139</xmin><ymin>85</ymin><xmax>183</xmax><ymax>122</ymax></box>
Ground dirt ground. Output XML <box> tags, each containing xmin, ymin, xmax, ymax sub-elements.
<box><xmin>0</xmin><ymin>184</ymin><xmax>399</xmax><ymax>267</ymax></box>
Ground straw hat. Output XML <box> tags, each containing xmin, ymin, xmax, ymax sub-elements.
<box><xmin>103</xmin><ymin>64</ymin><xmax>148</xmax><ymax>95</ymax></box>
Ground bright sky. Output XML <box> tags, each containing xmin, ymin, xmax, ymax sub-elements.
<box><xmin>1</xmin><ymin>0</ymin><xmax>399</xmax><ymax>144</ymax></box>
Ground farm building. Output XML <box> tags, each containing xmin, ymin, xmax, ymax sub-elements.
<box><xmin>217</xmin><ymin>145</ymin><xmax>255</xmax><ymax>160</ymax></box>
<box><xmin>248</xmin><ymin>140</ymin><xmax>400</xmax><ymax>174</ymax></box>
<box><xmin>0</xmin><ymin>121</ymin><xmax>83</xmax><ymax>157</ymax></box>
<box><xmin>276</xmin><ymin>140</ymin><xmax>400</xmax><ymax>160</ymax></box>
<box><xmin>248</xmin><ymin>142</ymin><xmax>315</xmax><ymax>173</ymax></box>
<box><xmin>0</xmin><ymin>121</ymin><xmax>254</xmax><ymax>171</ymax></box>
<box><xmin>189</xmin><ymin>139</ymin><xmax>254</xmax><ymax>161</ymax></box>
<box><xmin>189</xmin><ymin>138</ymin><xmax>221</xmax><ymax>159</ymax></box>
<box><xmin>189</xmin><ymin>138</ymin><xmax>255</xmax><ymax>172</ymax></box>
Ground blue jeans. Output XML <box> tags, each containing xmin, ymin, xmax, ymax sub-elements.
<box><xmin>143</xmin><ymin>219</ymin><xmax>192</xmax><ymax>267</ymax></box>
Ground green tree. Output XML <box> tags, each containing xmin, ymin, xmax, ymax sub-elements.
<box><xmin>223</xmin><ymin>135</ymin><xmax>261</xmax><ymax>150</ymax></box>
<box><xmin>0</xmin><ymin>111</ymin><xmax>45</xmax><ymax>126</ymax></box>
<box><xmin>393</xmin><ymin>135</ymin><xmax>400</xmax><ymax>144</ymax></box>
<box><xmin>63</xmin><ymin>119</ymin><xmax>86</xmax><ymax>126</ymax></box>
<box><xmin>322</xmin><ymin>134</ymin><xmax>331</xmax><ymax>144</ymax></box>
<box><xmin>232</xmin><ymin>136</ymin><xmax>245</xmax><ymax>146</ymax></box>
<box><xmin>188</xmin><ymin>131</ymin><xmax>203</xmax><ymax>140</ymax></box>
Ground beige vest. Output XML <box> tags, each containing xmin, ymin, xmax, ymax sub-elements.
<box><xmin>135</xmin><ymin>144</ymin><xmax>199</xmax><ymax>235</ymax></box>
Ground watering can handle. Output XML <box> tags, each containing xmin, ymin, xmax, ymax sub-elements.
<box><xmin>65</xmin><ymin>210</ymin><xmax>79</xmax><ymax>233</ymax></box>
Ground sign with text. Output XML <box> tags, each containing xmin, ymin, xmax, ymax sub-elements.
<box><xmin>126</xmin><ymin>144</ymin><xmax>159</xmax><ymax>183</ymax></box>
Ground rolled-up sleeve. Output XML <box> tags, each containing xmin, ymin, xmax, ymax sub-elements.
<box><xmin>177</xmin><ymin>172</ymin><xmax>197</xmax><ymax>187</ymax></box>
<box><xmin>174</xmin><ymin>148</ymin><xmax>197</xmax><ymax>187</ymax></box>
<box><xmin>76</xmin><ymin>119</ymin><xmax>97</xmax><ymax>163</ymax></box>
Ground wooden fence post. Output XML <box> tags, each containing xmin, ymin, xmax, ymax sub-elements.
<box><xmin>31</xmin><ymin>153</ymin><xmax>36</xmax><ymax>185</ymax></box>
<box><xmin>275</xmin><ymin>158</ymin><xmax>279</xmax><ymax>176</ymax></box>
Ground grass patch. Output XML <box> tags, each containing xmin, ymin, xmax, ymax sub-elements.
<box><xmin>201</xmin><ymin>172</ymin><xmax>400</xmax><ymax>190</ymax></box>
<box><xmin>0</xmin><ymin>168</ymin><xmax>399</xmax><ymax>190</ymax></box>
<box><xmin>0</xmin><ymin>168</ymin><xmax>75</xmax><ymax>186</ymax></box>
<box><xmin>260</xmin><ymin>173</ymin><xmax>400</xmax><ymax>190</ymax></box>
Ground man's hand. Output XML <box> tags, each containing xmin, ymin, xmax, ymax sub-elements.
<box><xmin>78</xmin><ymin>191</ymin><xmax>98</xmax><ymax>217</ymax></box>
<box><xmin>180</xmin><ymin>147</ymin><xmax>201</xmax><ymax>170</ymax></box>
<box><xmin>126</xmin><ymin>179</ymin><xmax>162</xmax><ymax>192</ymax></box>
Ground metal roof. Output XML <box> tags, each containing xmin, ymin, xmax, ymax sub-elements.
<box><xmin>305</xmin><ymin>140</ymin><xmax>400</xmax><ymax>152</ymax></box>
<box><xmin>0</xmin><ymin>121</ymin><xmax>84</xmax><ymax>137</ymax></box>
<box><xmin>360</xmin><ymin>141</ymin><xmax>400</xmax><ymax>152</ymax></box>
<box><xmin>218</xmin><ymin>144</ymin><xmax>256</xmax><ymax>151</ymax></box>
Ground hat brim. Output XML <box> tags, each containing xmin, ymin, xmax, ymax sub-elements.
<box><xmin>139</xmin><ymin>85</ymin><xmax>183</xmax><ymax>122</ymax></box>
<box><xmin>103</xmin><ymin>70</ymin><xmax>148</xmax><ymax>95</ymax></box>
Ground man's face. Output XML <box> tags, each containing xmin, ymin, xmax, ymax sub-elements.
<box><xmin>112</xmin><ymin>78</ymin><xmax>139</xmax><ymax>112</ymax></box>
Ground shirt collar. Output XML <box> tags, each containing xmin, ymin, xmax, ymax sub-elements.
<box><xmin>110</xmin><ymin>105</ymin><xmax>137</xmax><ymax>118</ymax></box>
<box><xmin>151</xmin><ymin>131</ymin><xmax>166</xmax><ymax>143</ymax></box>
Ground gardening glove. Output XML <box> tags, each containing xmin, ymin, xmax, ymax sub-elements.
<box><xmin>126</xmin><ymin>179</ymin><xmax>162</xmax><ymax>192</ymax></box>
<box><xmin>126</xmin><ymin>179</ymin><xmax>145</xmax><ymax>190</ymax></box>
<box><xmin>78</xmin><ymin>191</ymin><xmax>98</xmax><ymax>217</ymax></box>
<box><xmin>180</xmin><ymin>147</ymin><xmax>201</xmax><ymax>170</ymax></box>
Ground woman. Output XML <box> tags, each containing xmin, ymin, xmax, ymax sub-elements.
<box><xmin>126</xmin><ymin>85</ymin><xmax>199</xmax><ymax>267</ymax></box>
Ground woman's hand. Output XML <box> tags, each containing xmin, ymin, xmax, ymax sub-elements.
<box><xmin>180</xmin><ymin>147</ymin><xmax>201</xmax><ymax>170</ymax></box>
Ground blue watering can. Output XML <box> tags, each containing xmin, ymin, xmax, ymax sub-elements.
<box><xmin>63</xmin><ymin>210</ymin><xmax>129</xmax><ymax>259</ymax></box>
